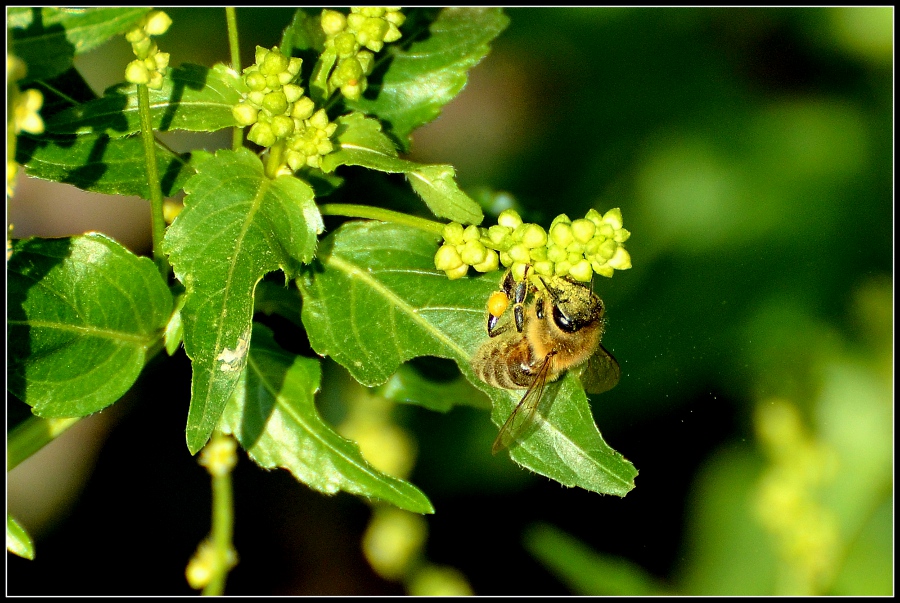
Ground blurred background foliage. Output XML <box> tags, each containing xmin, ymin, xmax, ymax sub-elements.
<box><xmin>7</xmin><ymin>7</ymin><xmax>892</xmax><ymax>595</ymax></box>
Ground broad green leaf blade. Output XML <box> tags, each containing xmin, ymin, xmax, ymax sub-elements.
<box><xmin>163</xmin><ymin>148</ymin><xmax>323</xmax><ymax>454</ymax></box>
<box><xmin>8</xmin><ymin>7</ymin><xmax>151</xmax><ymax>83</ymax></box>
<box><xmin>44</xmin><ymin>64</ymin><xmax>244</xmax><ymax>138</ymax></box>
<box><xmin>15</xmin><ymin>131</ymin><xmax>192</xmax><ymax>198</ymax></box>
<box><xmin>6</xmin><ymin>515</ymin><xmax>35</xmax><ymax>560</ymax></box>
<box><xmin>279</xmin><ymin>8</ymin><xmax>326</xmax><ymax>57</ymax></box>
<box><xmin>297</xmin><ymin>221</ymin><xmax>637</xmax><ymax>496</ymax></box>
<box><xmin>220</xmin><ymin>324</ymin><xmax>433</xmax><ymax>514</ymax></box>
<box><xmin>7</xmin><ymin>234</ymin><xmax>173</xmax><ymax>417</ymax></box>
<box><xmin>524</xmin><ymin>523</ymin><xmax>664</xmax><ymax>595</ymax></box>
<box><xmin>322</xmin><ymin>113</ymin><xmax>482</xmax><ymax>224</ymax></box>
<box><xmin>346</xmin><ymin>7</ymin><xmax>509</xmax><ymax>150</ymax></box>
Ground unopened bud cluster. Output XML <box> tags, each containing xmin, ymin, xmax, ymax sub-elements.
<box><xmin>434</xmin><ymin>208</ymin><xmax>632</xmax><ymax>281</ymax></box>
<box><xmin>232</xmin><ymin>46</ymin><xmax>337</xmax><ymax>171</ymax></box>
<box><xmin>8</xmin><ymin>54</ymin><xmax>45</xmax><ymax>196</ymax></box>
<box><xmin>321</xmin><ymin>7</ymin><xmax>405</xmax><ymax>100</ymax></box>
<box><xmin>124</xmin><ymin>10</ymin><xmax>172</xmax><ymax>89</ymax></box>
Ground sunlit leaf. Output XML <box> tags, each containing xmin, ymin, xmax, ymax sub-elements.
<box><xmin>8</xmin><ymin>7</ymin><xmax>151</xmax><ymax>83</ymax></box>
<box><xmin>44</xmin><ymin>64</ymin><xmax>244</xmax><ymax>137</ymax></box>
<box><xmin>6</xmin><ymin>515</ymin><xmax>35</xmax><ymax>560</ymax></box>
<box><xmin>163</xmin><ymin>148</ymin><xmax>323</xmax><ymax>454</ymax></box>
<box><xmin>297</xmin><ymin>220</ymin><xmax>637</xmax><ymax>496</ymax></box>
<box><xmin>346</xmin><ymin>7</ymin><xmax>509</xmax><ymax>151</ymax></box>
<box><xmin>7</xmin><ymin>234</ymin><xmax>173</xmax><ymax>417</ymax></box>
<box><xmin>322</xmin><ymin>113</ymin><xmax>482</xmax><ymax>224</ymax></box>
<box><xmin>220</xmin><ymin>324</ymin><xmax>433</xmax><ymax>514</ymax></box>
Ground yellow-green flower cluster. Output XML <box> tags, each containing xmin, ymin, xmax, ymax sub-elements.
<box><xmin>8</xmin><ymin>54</ymin><xmax>44</xmax><ymax>196</ymax></box>
<box><xmin>124</xmin><ymin>10</ymin><xmax>172</xmax><ymax>89</ymax></box>
<box><xmin>232</xmin><ymin>46</ymin><xmax>337</xmax><ymax>171</ymax></box>
<box><xmin>434</xmin><ymin>208</ymin><xmax>632</xmax><ymax>281</ymax></box>
<box><xmin>321</xmin><ymin>7</ymin><xmax>405</xmax><ymax>100</ymax></box>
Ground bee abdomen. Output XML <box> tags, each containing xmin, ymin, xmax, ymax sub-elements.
<box><xmin>471</xmin><ymin>337</ymin><xmax>535</xmax><ymax>390</ymax></box>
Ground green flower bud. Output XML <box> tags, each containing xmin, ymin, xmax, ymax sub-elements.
<box><xmin>566</xmin><ymin>241</ymin><xmax>585</xmax><ymax>255</ymax></box>
<box><xmin>567</xmin><ymin>252</ymin><xmax>583</xmax><ymax>265</ymax></box>
<box><xmin>533</xmin><ymin>260</ymin><xmax>554</xmax><ymax>277</ymax></box>
<box><xmin>265</xmin><ymin>73</ymin><xmax>281</xmax><ymax>89</ymax></box>
<box><xmin>508</xmin><ymin>243</ymin><xmax>530</xmax><ymax>264</ymax></box>
<box><xmin>487</xmin><ymin>224</ymin><xmax>511</xmax><ymax>248</ymax></box>
<box><xmin>153</xmin><ymin>52</ymin><xmax>170</xmax><ymax>71</ymax></box>
<box><xmin>602</xmin><ymin>207</ymin><xmax>624</xmax><ymax>230</ymax></box>
<box><xmin>248</xmin><ymin>122</ymin><xmax>276</xmax><ymax>148</ymax></box>
<box><xmin>247</xmin><ymin>90</ymin><xmax>266</xmax><ymax>106</ymax></box>
<box><xmin>499</xmin><ymin>251</ymin><xmax>513</xmax><ymax>267</ymax></box>
<box><xmin>607</xmin><ymin>246</ymin><xmax>632</xmax><ymax>270</ymax></box>
<box><xmin>597</xmin><ymin>238</ymin><xmax>617</xmax><ymax>260</ymax></box>
<box><xmin>385</xmin><ymin>9</ymin><xmax>406</xmax><ymax>27</ymax></box>
<box><xmin>283</xmin><ymin>83</ymin><xmax>303</xmax><ymax>103</ymax></box>
<box><xmin>549</xmin><ymin>213</ymin><xmax>571</xmax><ymax>228</ymax></box>
<box><xmin>347</xmin><ymin>12</ymin><xmax>367</xmax><ymax>30</ymax></box>
<box><xmin>356</xmin><ymin>7</ymin><xmax>385</xmax><ymax>18</ymax></box>
<box><xmin>335</xmin><ymin>32</ymin><xmax>359</xmax><ymax>58</ymax></box>
<box><xmin>254</xmin><ymin>46</ymin><xmax>268</xmax><ymax>65</ymax></box>
<box><xmin>125</xmin><ymin>60</ymin><xmax>151</xmax><ymax>85</ymax></box>
<box><xmin>614</xmin><ymin>228</ymin><xmax>631</xmax><ymax>243</ymax></box>
<box><xmin>232</xmin><ymin>102</ymin><xmax>258</xmax><ymax>126</ymax></box>
<box><xmin>511</xmin><ymin>262</ymin><xmax>528</xmax><ymax>283</ymax></box>
<box><xmin>497</xmin><ymin>209</ymin><xmax>522</xmax><ymax>229</ymax></box>
<box><xmin>546</xmin><ymin>244</ymin><xmax>567</xmax><ymax>263</ymax></box>
<box><xmin>132</xmin><ymin>37</ymin><xmax>153</xmax><ymax>59</ymax></box>
<box><xmin>384</xmin><ymin>22</ymin><xmax>402</xmax><ymax>43</ymax></box>
<box><xmin>554</xmin><ymin>260</ymin><xmax>571</xmax><ymax>277</ymax></box>
<box><xmin>144</xmin><ymin>10</ymin><xmax>172</xmax><ymax>36</ymax></box>
<box><xmin>262</xmin><ymin>91</ymin><xmax>288</xmax><ymax>115</ymax></box>
<box><xmin>148</xmin><ymin>71</ymin><xmax>164</xmax><ymax>90</ymax></box>
<box><xmin>316</xmin><ymin>139</ymin><xmax>334</xmax><ymax>155</ymax></box>
<box><xmin>594</xmin><ymin>263</ymin><xmax>615</xmax><ymax>278</ymax></box>
<box><xmin>590</xmin><ymin>259</ymin><xmax>607</xmax><ymax>274</ymax></box>
<box><xmin>14</xmin><ymin>88</ymin><xmax>44</xmax><ymax>135</ymax></box>
<box><xmin>472</xmin><ymin>249</ymin><xmax>499</xmax><ymax>273</ymax></box>
<box><xmin>277</xmin><ymin>70</ymin><xmax>294</xmax><ymax>86</ymax></box>
<box><xmin>357</xmin><ymin>51</ymin><xmax>375</xmax><ymax>75</ymax></box>
<box><xmin>321</xmin><ymin>10</ymin><xmax>347</xmax><ymax>36</ymax></box>
<box><xmin>520</xmin><ymin>223</ymin><xmax>548</xmax><ymax>249</ymax></box>
<box><xmin>270</xmin><ymin>114</ymin><xmax>295</xmax><ymax>138</ymax></box>
<box><xmin>126</xmin><ymin>28</ymin><xmax>147</xmax><ymax>44</ymax></box>
<box><xmin>291</xmin><ymin>97</ymin><xmax>315</xmax><ymax>120</ymax></box>
<box><xmin>569</xmin><ymin>259</ymin><xmax>593</xmax><ymax>282</ymax></box>
<box><xmin>288</xmin><ymin>57</ymin><xmax>302</xmax><ymax>77</ymax></box>
<box><xmin>261</xmin><ymin>48</ymin><xmax>289</xmax><ymax>75</ymax></box>
<box><xmin>549</xmin><ymin>221</ymin><xmax>574</xmax><ymax>247</ymax></box>
<box><xmin>571</xmin><ymin>218</ymin><xmax>596</xmax><ymax>243</ymax></box>
<box><xmin>462</xmin><ymin>224</ymin><xmax>480</xmax><ymax>242</ymax></box>
<box><xmin>442</xmin><ymin>222</ymin><xmax>465</xmax><ymax>245</ymax></box>
<box><xmin>584</xmin><ymin>237</ymin><xmax>602</xmax><ymax>256</ymax></box>
<box><xmin>341</xmin><ymin>82</ymin><xmax>363</xmax><ymax>100</ymax></box>
<box><xmin>584</xmin><ymin>208</ymin><xmax>603</xmax><ymax>226</ymax></box>
<box><xmin>461</xmin><ymin>240</ymin><xmax>487</xmax><ymax>266</ymax></box>
<box><xmin>597</xmin><ymin>223</ymin><xmax>615</xmax><ymax>239</ymax></box>
<box><xmin>444</xmin><ymin>264</ymin><xmax>469</xmax><ymax>280</ymax></box>
<box><xmin>335</xmin><ymin>56</ymin><xmax>364</xmax><ymax>84</ymax></box>
<box><xmin>528</xmin><ymin>246</ymin><xmax>548</xmax><ymax>262</ymax></box>
<box><xmin>285</xmin><ymin>149</ymin><xmax>305</xmax><ymax>173</ymax></box>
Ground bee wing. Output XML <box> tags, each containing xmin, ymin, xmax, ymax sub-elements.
<box><xmin>578</xmin><ymin>344</ymin><xmax>621</xmax><ymax>395</ymax></box>
<box><xmin>491</xmin><ymin>352</ymin><xmax>555</xmax><ymax>455</ymax></box>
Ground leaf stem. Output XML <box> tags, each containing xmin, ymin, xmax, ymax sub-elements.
<box><xmin>225</xmin><ymin>7</ymin><xmax>243</xmax><ymax>151</ymax></box>
<box><xmin>7</xmin><ymin>416</ymin><xmax>80</xmax><ymax>471</ymax></box>
<box><xmin>137</xmin><ymin>83</ymin><xmax>170</xmax><ymax>279</ymax></box>
<box><xmin>319</xmin><ymin>204</ymin><xmax>446</xmax><ymax>235</ymax></box>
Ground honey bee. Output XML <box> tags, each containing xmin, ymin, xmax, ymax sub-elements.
<box><xmin>471</xmin><ymin>267</ymin><xmax>620</xmax><ymax>454</ymax></box>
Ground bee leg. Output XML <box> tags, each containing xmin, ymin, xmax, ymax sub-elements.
<box><xmin>511</xmin><ymin>266</ymin><xmax>530</xmax><ymax>333</ymax></box>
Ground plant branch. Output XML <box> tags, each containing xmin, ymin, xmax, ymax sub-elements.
<box><xmin>319</xmin><ymin>203</ymin><xmax>446</xmax><ymax>235</ymax></box>
<box><xmin>225</xmin><ymin>7</ymin><xmax>243</xmax><ymax>151</ymax></box>
<box><xmin>137</xmin><ymin>84</ymin><xmax>170</xmax><ymax>279</ymax></box>
<box><xmin>7</xmin><ymin>416</ymin><xmax>80</xmax><ymax>472</ymax></box>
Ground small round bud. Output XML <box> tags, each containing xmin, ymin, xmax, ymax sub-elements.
<box><xmin>321</xmin><ymin>10</ymin><xmax>347</xmax><ymax>36</ymax></box>
<box><xmin>125</xmin><ymin>28</ymin><xmax>147</xmax><ymax>44</ymax></box>
<box><xmin>584</xmin><ymin>208</ymin><xmax>603</xmax><ymax>226</ymax></box>
<box><xmin>594</xmin><ymin>263</ymin><xmax>615</xmax><ymax>278</ymax></box>
<box><xmin>247</xmin><ymin>90</ymin><xmax>266</xmax><ymax>106</ymax></box>
<box><xmin>549</xmin><ymin>213</ymin><xmax>571</xmax><ymax>227</ymax></box>
<box><xmin>335</xmin><ymin>32</ymin><xmax>359</xmax><ymax>58</ymax></box>
<box><xmin>508</xmin><ymin>243</ymin><xmax>530</xmax><ymax>264</ymax></box>
<box><xmin>497</xmin><ymin>209</ymin><xmax>522</xmax><ymax>229</ymax></box>
<box><xmin>511</xmin><ymin>262</ymin><xmax>528</xmax><ymax>282</ymax></box>
<box><xmin>384</xmin><ymin>23</ymin><xmax>402</xmax><ymax>44</ymax></box>
<box><xmin>569</xmin><ymin>259</ymin><xmax>593</xmax><ymax>282</ymax></box>
<box><xmin>341</xmin><ymin>82</ymin><xmax>363</xmax><ymax>100</ymax></box>
<box><xmin>283</xmin><ymin>83</ymin><xmax>303</xmax><ymax>104</ymax></box>
<box><xmin>549</xmin><ymin>221</ymin><xmax>575</xmax><ymax>247</ymax></box>
<box><xmin>520</xmin><ymin>223</ymin><xmax>548</xmax><ymax>249</ymax></box>
<box><xmin>261</xmin><ymin>48</ymin><xmax>289</xmax><ymax>75</ymax></box>
<box><xmin>528</xmin><ymin>246</ymin><xmax>548</xmax><ymax>262</ymax></box>
<box><xmin>462</xmin><ymin>224</ymin><xmax>480</xmax><ymax>242</ymax></box>
<box><xmin>597</xmin><ymin>223</ymin><xmax>615</xmax><ymax>239</ymax></box>
<box><xmin>132</xmin><ymin>37</ymin><xmax>153</xmax><ymax>59</ymax></box>
<box><xmin>270</xmin><ymin>114</ymin><xmax>295</xmax><ymax>138</ymax></box>
<box><xmin>434</xmin><ymin>244</ymin><xmax>463</xmax><ymax>272</ymax></box>
<box><xmin>357</xmin><ymin>51</ymin><xmax>375</xmax><ymax>75</ymax></box>
<box><xmin>602</xmin><ymin>207</ymin><xmax>624</xmax><ymax>230</ymax></box>
<box><xmin>144</xmin><ymin>10</ymin><xmax>172</xmax><ymax>36</ymax></box>
<box><xmin>487</xmin><ymin>224</ymin><xmax>512</xmax><ymax>248</ymax></box>
<box><xmin>499</xmin><ymin>251</ymin><xmax>513</xmax><ymax>267</ymax></box>
<box><xmin>566</xmin><ymin>241</ymin><xmax>585</xmax><ymax>256</ymax></box>
<box><xmin>291</xmin><ymin>97</ymin><xmax>315</xmax><ymax>120</ymax></box>
<box><xmin>546</xmin><ymin>244</ymin><xmax>567</xmax><ymax>263</ymax></box>
<box><xmin>125</xmin><ymin>60</ymin><xmax>151</xmax><ymax>85</ymax></box>
<box><xmin>472</xmin><ymin>249</ymin><xmax>499</xmax><ymax>273</ymax></box>
<box><xmin>571</xmin><ymin>218</ymin><xmax>596</xmax><ymax>243</ymax></box>
<box><xmin>442</xmin><ymin>222</ymin><xmax>465</xmax><ymax>245</ymax></box>
<box><xmin>607</xmin><ymin>246</ymin><xmax>632</xmax><ymax>270</ymax></box>
<box><xmin>460</xmin><ymin>240</ymin><xmax>487</xmax><ymax>266</ymax></box>
<box><xmin>309</xmin><ymin>108</ymin><xmax>330</xmax><ymax>130</ymax></box>
<box><xmin>248</xmin><ymin>122</ymin><xmax>276</xmax><ymax>147</ymax></box>
<box><xmin>554</xmin><ymin>261</ymin><xmax>571</xmax><ymax>277</ymax></box>
<box><xmin>614</xmin><ymin>228</ymin><xmax>631</xmax><ymax>243</ymax></box>
<box><xmin>262</xmin><ymin>91</ymin><xmax>288</xmax><ymax>115</ymax></box>
<box><xmin>533</xmin><ymin>260</ymin><xmax>554</xmax><ymax>277</ymax></box>
<box><xmin>567</xmin><ymin>252</ymin><xmax>584</xmax><ymax>265</ymax></box>
<box><xmin>444</xmin><ymin>264</ymin><xmax>469</xmax><ymax>280</ymax></box>
<box><xmin>597</xmin><ymin>239</ymin><xmax>617</xmax><ymax>260</ymax></box>
<box><xmin>232</xmin><ymin>102</ymin><xmax>259</xmax><ymax>126</ymax></box>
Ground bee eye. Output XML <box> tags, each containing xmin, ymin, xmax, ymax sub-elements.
<box><xmin>552</xmin><ymin>304</ymin><xmax>577</xmax><ymax>332</ymax></box>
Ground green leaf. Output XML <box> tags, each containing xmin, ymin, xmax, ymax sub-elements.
<box><xmin>297</xmin><ymin>221</ymin><xmax>637</xmax><ymax>496</ymax></box>
<box><xmin>7</xmin><ymin>234</ymin><xmax>173</xmax><ymax>417</ymax></box>
<box><xmin>8</xmin><ymin>7</ymin><xmax>151</xmax><ymax>83</ymax></box>
<box><xmin>15</xmin><ymin>131</ymin><xmax>192</xmax><ymax>198</ymax></box>
<box><xmin>378</xmin><ymin>363</ymin><xmax>491</xmax><ymax>413</ymax></box>
<box><xmin>220</xmin><ymin>324</ymin><xmax>433</xmax><ymax>514</ymax></box>
<box><xmin>322</xmin><ymin>113</ymin><xmax>483</xmax><ymax>224</ymax></box>
<box><xmin>279</xmin><ymin>8</ymin><xmax>326</xmax><ymax>57</ymax></box>
<box><xmin>163</xmin><ymin>148</ymin><xmax>323</xmax><ymax>454</ymax></box>
<box><xmin>524</xmin><ymin>523</ymin><xmax>665</xmax><ymax>595</ymax></box>
<box><xmin>346</xmin><ymin>7</ymin><xmax>509</xmax><ymax>150</ymax></box>
<box><xmin>6</xmin><ymin>514</ymin><xmax>35</xmax><ymax>560</ymax></box>
<box><xmin>44</xmin><ymin>64</ymin><xmax>244</xmax><ymax>138</ymax></box>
